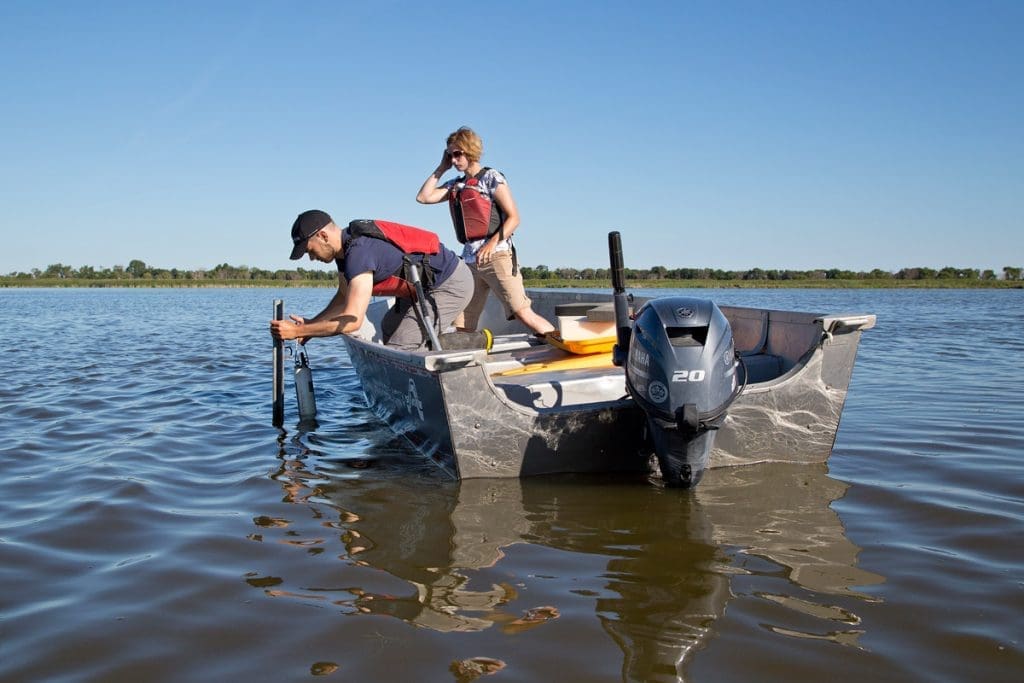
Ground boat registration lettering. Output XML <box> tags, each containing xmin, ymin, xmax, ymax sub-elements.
<box><xmin>405</xmin><ymin>379</ymin><xmax>424</xmax><ymax>421</ymax></box>
<box><xmin>671</xmin><ymin>370</ymin><xmax>706</xmax><ymax>382</ymax></box>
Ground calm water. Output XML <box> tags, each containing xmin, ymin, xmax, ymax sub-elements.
<box><xmin>1</xmin><ymin>287</ymin><xmax>1021</xmax><ymax>682</ymax></box>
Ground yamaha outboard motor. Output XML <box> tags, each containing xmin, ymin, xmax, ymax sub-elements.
<box><xmin>627</xmin><ymin>297</ymin><xmax>739</xmax><ymax>486</ymax></box>
<box><xmin>608</xmin><ymin>232</ymin><xmax>740</xmax><ymax>487</ymax></box>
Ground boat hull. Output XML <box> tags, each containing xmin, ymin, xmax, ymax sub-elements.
<box><xmin>340</xmin><ymin>290</ymin><xmax>874</xmax><ymax>481</ymax></box>
<box><xmin>344</xmin><ymin>339</ymin><xmax>650</xmax><ymax>478</ymax></box>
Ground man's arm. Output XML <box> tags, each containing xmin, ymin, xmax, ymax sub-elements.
<box><xmin>306</xmin><ymin>271</ymin><xmax>349</xmax><ymax>324</ymax></box>
<box><xmin>270</xmin><ymin>272</ymin><xmax>373</xmax><ymax>341</ymax></box>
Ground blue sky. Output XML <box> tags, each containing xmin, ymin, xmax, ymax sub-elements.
<box><xmin>1</xmin><ymin>1</ymin><xmax>1020</xmax><ymax>274</ymax></box>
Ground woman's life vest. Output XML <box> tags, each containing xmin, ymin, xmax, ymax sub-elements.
<box><xmin>346</xmin><ymin>219</ymin><xmax>440</xmax><ymax>299</ymax></box>
<box><xmin>448</xmin><ymin>168</ymin><xmax>506</xmax><ymax>244</ymax></box>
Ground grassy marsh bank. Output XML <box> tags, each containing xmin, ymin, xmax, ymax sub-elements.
<box><xmin>3</xmin><ymin>277</ymin><xmax>1020</xmax><ymax>289</ymax></box>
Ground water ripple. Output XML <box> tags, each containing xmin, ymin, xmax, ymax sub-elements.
<box><xmin>1</xmin><ymin>287</ymin><xmax>1021</xmax><ymax>682</ymax></box>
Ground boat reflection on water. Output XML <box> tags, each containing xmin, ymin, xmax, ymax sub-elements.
<box><xmin>263</xmin><ymin>455</ymin><xmax>882</xmax><ymax>680</ymax></box>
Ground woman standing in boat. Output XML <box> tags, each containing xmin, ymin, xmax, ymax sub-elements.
<box><xmin>416</xmin><ymin>127</ymin><xmax>554</xmax><ymax>336</ymax></box>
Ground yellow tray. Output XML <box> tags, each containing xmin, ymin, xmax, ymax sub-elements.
<box><xmin>495</xmin><ymin>352</ymin><xmax>616</xmax><ymax>376</ymax></box>
<box><xmin>545</xmin><ymin>333</ymin><xmax>617</xmax><ymax>355</ymax></box>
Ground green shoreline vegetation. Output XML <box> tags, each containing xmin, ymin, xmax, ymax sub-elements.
<box><xmin>3</xmin><ymin>261</ymin><xmax>1022</xmax><ymax>289</ymax></box>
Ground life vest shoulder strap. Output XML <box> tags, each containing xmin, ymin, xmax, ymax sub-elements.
<box><xmin>463</xmin><ymin>167</ymin><xmax>492</xmax><ymax>184</ymax></box>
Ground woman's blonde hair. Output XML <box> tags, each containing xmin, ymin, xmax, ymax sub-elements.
<box><xmin>446</xmin><ymin>126</ymin><xmax>483</xmax><ymax>162</ymax></box>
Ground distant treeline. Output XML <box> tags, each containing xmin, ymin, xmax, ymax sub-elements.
<box><xmin>3</xmin><ymin>260</ymin><xmax>1022</xmax><ymax>284</ymax></box>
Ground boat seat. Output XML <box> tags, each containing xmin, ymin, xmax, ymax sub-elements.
<box><xmin>740</xmin><ymin>353</ymin><xmax>783</xmax><ymax>383</ymax></box>
<box><xmin>488</xmin><ymin>334</ymin><xmax>539</xmax><ymax>353</ymax></box>
<box><xmin>492</xmin><ymin>367</ymin><xmax>627</xmax><ymax>409</ymax></box>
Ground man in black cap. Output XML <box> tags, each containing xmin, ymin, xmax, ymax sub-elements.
<box><xmin>270</xmin><ymin>210</ymin><xmax>474</xmax><ymax>350</ymax></box>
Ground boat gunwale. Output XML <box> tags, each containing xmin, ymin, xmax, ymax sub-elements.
<box><xmin>347</xmin><ymin>296</ymin><xmax>873</xmax><ymax>403</ymax></box>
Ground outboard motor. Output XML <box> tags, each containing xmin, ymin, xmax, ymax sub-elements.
<box><xmin>626</xmin><ymin>297</ymin><xmax>740</xmax><ymax>487</ymax></box>
<box><xmin>608</xmin><ymin>231</ymin><xmax>742</xmax><ymax>487</ymax></box>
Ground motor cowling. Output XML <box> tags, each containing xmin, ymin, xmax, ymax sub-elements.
<box><xmin>625</xmin><ymin>297</ymin><xmax>739</xmax><ymax>487</ymax></box>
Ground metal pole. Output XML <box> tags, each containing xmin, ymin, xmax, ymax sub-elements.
<box><xmin>409</xmin><ymin>264</ymin><xmax>443</xmax><ymax>351</ymax></box>
<box><xmin>272</xmin><ymin>299</ymin><xmax>285</xmax><ymax>426</ymax></box>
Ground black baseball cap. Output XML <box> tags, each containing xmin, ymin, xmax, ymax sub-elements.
<box><xmin>290</xmin><ymin>209</ymin><xmax>333</xmax><ymax>259</ymax></box>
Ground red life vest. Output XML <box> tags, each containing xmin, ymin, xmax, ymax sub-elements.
<box><xmin>346</xmin><ymin>219</ymin><xmax>440</xmax><ymax>299</ymax></box>
<box><xmin>448</xmin><ymin>167</ymin><xmax>505</xmax><ymax>244</ymax></box>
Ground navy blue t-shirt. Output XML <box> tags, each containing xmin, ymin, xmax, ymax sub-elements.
<box><xmin>335</xmin><ymin>224</ymin><xmax>460</xmax><ymax>290</ymax></box>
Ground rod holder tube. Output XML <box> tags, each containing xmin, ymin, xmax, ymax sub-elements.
<box><xmin>608</xmin><ymin>232</ymin><xmax>632</xmax><ymax>366</ymax></box>
<box><xmin>609</xmin><ymin>231</ymin><xmax>626</xmax><ymax>294</ymax></box>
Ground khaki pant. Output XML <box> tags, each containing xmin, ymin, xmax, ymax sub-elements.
<box><xmin>457</xmin><ymin>250</ymin><xmax>532</xmax><ymax>331</ymax></box>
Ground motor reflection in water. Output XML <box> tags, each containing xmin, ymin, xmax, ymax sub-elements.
<box><xmin>261</xmin><ymin>449</ymin><xmax>883</xmax><ymax>682</ymax></box>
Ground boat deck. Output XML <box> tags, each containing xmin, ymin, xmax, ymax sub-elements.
<box><xmin>482</xmin><ymin>336</ymin><xmax>628</xmax><ymax>410</ymax></box>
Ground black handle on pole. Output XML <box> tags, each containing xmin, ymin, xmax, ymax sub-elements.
<box><xmin>609</xmin><ymin>231</ymin><xmax>626</xmax><ymax>294</ymax></box>
<box><xmin>608</xmin><ymin>231</ymin><xmax>631</xmax><ymax>367</ymax></box>
<box><xmin>272</xmin><ymin>299</ymin><xmax>285</xmax><ymax>426</ymax></box>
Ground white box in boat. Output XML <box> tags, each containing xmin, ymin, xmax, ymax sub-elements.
<box><xmin>556</xmin><ymin>303</ymin><xmax>616</xmax><ymax>341</ymax></box>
